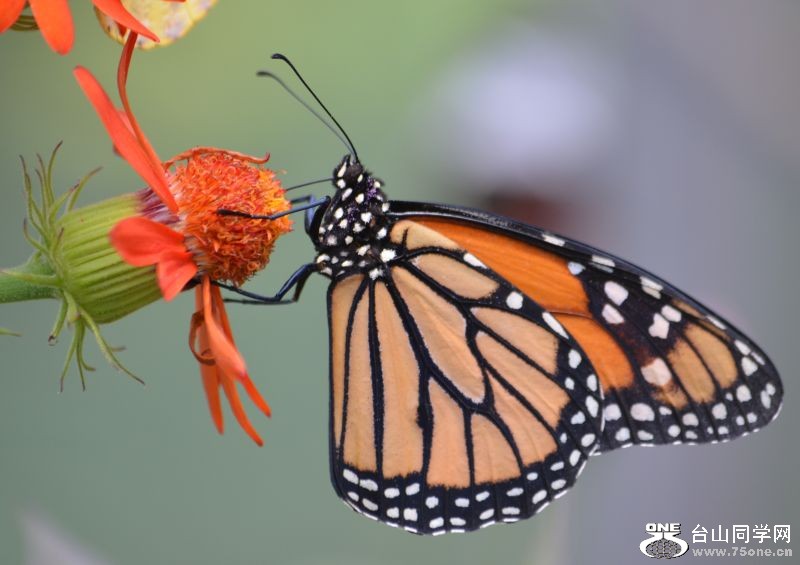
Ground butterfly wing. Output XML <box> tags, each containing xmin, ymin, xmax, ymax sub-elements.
<box><xmin>326</xmin><ymin>220</ymin><xmax>603</xmax><ymax>534</ymax></box>
<box><xmin>389</xmin><ymin>201</ymin><xmax>783</xmax><ymax>452</ymax></box>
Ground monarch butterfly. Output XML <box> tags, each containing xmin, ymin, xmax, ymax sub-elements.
<box><xmin>219</xmin><ymin>55</ymin><xmax>783</xmax><ymax>535</ymax></box>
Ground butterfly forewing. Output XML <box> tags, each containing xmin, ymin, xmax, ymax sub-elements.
<box><xmin>326</xmin><ymin>220</ymin><xmax>602</xmax><ymax>534</ymax></box>
<box><xmin>393</xmin><ymin>204</ymin><xmax>782</xmax><ymax>453</ymax></box>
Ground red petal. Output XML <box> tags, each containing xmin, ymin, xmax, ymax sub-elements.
<box><xmin>218</xmin><ymin>366</ymin><xmax>264</xmax><ymax>447</ymax></box>
<box><xmin>157</xmin><ymin>252</ymin><xmax>198</xmax><ymax>301</ymax></box>
<box><xmin>0</xmin><ymin>0</ymin><xmax>26</xmax><ymax>33</ymax></box>
<box><xmin>29</xmin><ymin>0</ymin><xmax>73</xmax><ymax>54</ymax></box>
<box><xmin>110</xmin><ymin>216</ymin><xmax>186</xmax><ymax>266</ymax></box>
<box><xmin>73</xmin><ymin>67</ymin><xmax>177</xmax><ymax>212</ymax></box>
<box><xmin>241</xmin><ymin>376</ymin><xmax>272</xmax><ymax>418</ymax></box>
<box><xmin>117</xmin><ymin>32</ymin><xmax>167</xmax><ymax>187</ymax></box>
<box><xmin>193</xmin><ymin>290</ymin><xmax>224</xmax><ymax>435</ymax></box>
<box><xmin>92</xmin><ymin>0</ymin><xmax>159</xmax><ymax>42</ymax></box>
<box><xmin>213</xmin><ymin>290</ymin><xmax>271</xmax><ymax>417</ymax></box>
<box><xmin>202</xmin><ymin>280</ymin><xmax>248</xmax><ymax>381</ymax></box>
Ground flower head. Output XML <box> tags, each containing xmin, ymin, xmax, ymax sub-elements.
<box><xmin>0</xmin><ymin>30</ymin><xmax>291</xmax><ymax>445</ymax></box>
<box><xmin>0</xmin><ymin>0</ymin><xmax>184</xmax><ymax>54</ymax></box>
<box><xmin>67</xmin><ymin>31</ymin><xmax>293</xmax><ymax>445</ymax></box>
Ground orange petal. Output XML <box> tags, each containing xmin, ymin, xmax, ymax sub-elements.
<box><xmin>202</xmin><ymin>279</ymin><xmax>248</xmax><ymax>381</ymax></box>
<box><xmin>0</xmin><ymin>0</ymin><xmax>26</xmax><ymax>33</ymax></box>
<box><xmin>157</xmin><ymin>252</ymin><xmax>198</xmax><ymax>301</ymax></box>
<box><xmin>240</xmin><ymin>376</ymin><xmax>272</xmax><ymax>418</ymax></box>
<box><xmin>73</xmin><ymin>67</ymin><xmax>177</xmax><ymax>212</ymax></box>
<box><xmin>218</xmin><ymin>367</ymin><xmax>264</xmax><ymax>447</ymax></box>
<box><xmin>29</xmin><ymin>0</ymin><xmax>73</xmax><ymax>54</ymax></box>
<box><xmin>192</xmin><ymin>292</ymin><xmax>224</xmax><ymax>435</ymax></box>
<box><xmin>211</xmin><ymin>289</ymin><xmax>271</xmax><ymax>418</ymax></box>
<box><xmin>116</xmin><ymin>32</ymin><xmax>166</xmax><ymax>184</ymax></box>
<box><xmin>92</xmin><ymin>0</ymin><xmax>159</xmax><ymax>42</ymax></box>
<box><xmin>109</xmin><ymin>216</ymin><xmax>186</xmax><ymax>266</ymax></box>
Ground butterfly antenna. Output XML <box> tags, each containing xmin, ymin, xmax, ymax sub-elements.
<box><xmin>257</xmin><ymin>70</ymin><xmax>354</xmax><ymax>158</ymax></box>
<box><xmin>271</xmin><ymin>53</ymin><xmax>360</xmax><ymax>162</ymax></box>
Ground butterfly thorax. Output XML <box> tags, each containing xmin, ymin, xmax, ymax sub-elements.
<box><xmin>313</xmin><ymin>156</ymin><xmax>393</xmax><ymax>279</ymax></box>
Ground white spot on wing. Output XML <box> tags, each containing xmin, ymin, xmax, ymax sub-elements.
<box><xmin>543</xmin><ymin>234</ymin><xmax>565</xmax><ymax>246</ymax></box>
<box><xmin>630</xmin><ymin>403</ymin><xmax>655</xmax><ymax>421</ymax></box>
<box><xmin>661</xmin><ymin>304</ymin><xmax>682</xmax><ymax>322</ymax></box>
<box><xmin>604</xmin><ymin>404</ymin><xmax>621</xmax><ymax>421</ymax></box>
<box><xmin>463</xmin><ymin>253</ymin><xmax>485</xmax><ymax>268</ymax></box>
<box><xmin>567</xmin><ymin>262</ymin><xmax>585</xmax><ymax>275</ymax></box>
<box><xmin>543</xmin><ymin>312</ymin><xmax>568</xmax><ymax>338</ymax></box>
<box><xmin>742</xmin><ymin>357</ymin><xmax>758</xmax><ymax>376</ymax></box>
<box><xmin>641</xmin><ymin>358</ymin><xmax>672</xmax><ymax>386</ymax></box>
<box><xmin>602</xmin><ymin>304</ymin><xmax>625</xmax><ymax>325</ymax></box>
<box><xmin>604</xmin><ymin>281</ymin><xmax>628</xmax><ymax>305</ymax></box>
<box><xmin>506</xmin><ymin>292</ymin><xmax>523</xmax><ymax>310</ymax></box>
<box><xmin>649</xmin><ymin>313</ymin><xmax>670</xmax><ymax>339</ymax></box>
<box><xmin>585</xmin><ymin>396</ymin><xmax>599</xmax><ymax>417</ymax></box>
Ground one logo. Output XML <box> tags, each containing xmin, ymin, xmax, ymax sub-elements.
<box><xmin>640</xmin><ymin>523</ymin><xmax>689</xmax><ymax>559</ymax></box>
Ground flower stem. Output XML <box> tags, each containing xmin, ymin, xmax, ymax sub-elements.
<box><xmin>0</xmin><ymin>254</ymin><xmax>58</xmax><ymax>304</ymax></box>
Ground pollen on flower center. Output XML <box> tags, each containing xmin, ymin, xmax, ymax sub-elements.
<box><xmin>169</xmin><ymin>149</ymin><xmax>292</xmax><ymax>285</ymax></box>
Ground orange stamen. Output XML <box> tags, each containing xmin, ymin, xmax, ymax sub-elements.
<box><xmin>29</xmin><ymin>0</ymin><xmax>73</xmax><ymax>54</ymax></box>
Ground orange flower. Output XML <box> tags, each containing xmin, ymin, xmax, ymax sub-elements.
<box><xmin>74</xmin><ymin>32</ymin><xmax>292</xmax><ymax>445</ymax></box>
<box><xmin>0</xmin><ymin>0</ymin><xmax>169</xmax><ymax>54</ymax></box>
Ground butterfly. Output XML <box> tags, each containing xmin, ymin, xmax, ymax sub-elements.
<box><xmin>218</xmin><ymin>55</ymin><xmax>784</xmax><ymax>535</ymax></box>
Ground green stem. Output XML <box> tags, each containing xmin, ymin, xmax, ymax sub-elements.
<box><xmin>0</xmin><ymin>254</ymin><xmax>58</xmax><ymax>303</ymax></box>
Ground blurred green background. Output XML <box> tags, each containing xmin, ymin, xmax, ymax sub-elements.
<box><xmin>1</xmin><ymin>1</ymin><xmax>798</xmax><ymax>564</ymax></box>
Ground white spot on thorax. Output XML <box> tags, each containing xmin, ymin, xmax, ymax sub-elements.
<box><xmin>380</xmin><ymin>249</ymin><xmax>396</xmax><ymax>262</ymax></box>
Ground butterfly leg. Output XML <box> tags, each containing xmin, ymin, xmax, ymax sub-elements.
<box><xmin>216</xmin><ymin>263</ymin><xmax>315</xmax><ymax>305</ymax></box>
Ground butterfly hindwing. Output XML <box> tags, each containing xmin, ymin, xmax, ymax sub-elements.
<box><xmin>390</xmin><ymin>202</ymin><xmax>782</xmax><ymax>453</ymax></box>
<box><xmin>326</xmin><ymin>220</ymin><xmax>603</xmax><ymax>534</ymax></box>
